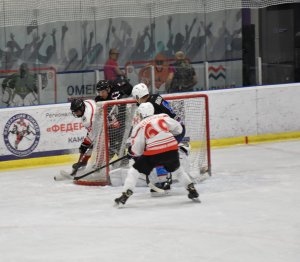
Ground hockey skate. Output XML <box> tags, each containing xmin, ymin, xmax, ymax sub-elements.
<box><xmin>114</xmin><ymin>189</ymin><xmax>133</xmax><ymax>207</ymax></box>
<box><xmin>187</xmin><ymin>183</ymin><xmax>201</xmax><ymax>202</ymax></box>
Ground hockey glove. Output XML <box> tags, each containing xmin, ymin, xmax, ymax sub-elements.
<box><xmin>174</xmin><ymin>124</ymin><xmax>186</xmax><ymax>143</ymax></box>
<box><xmin>79</xmin><ymin>140</ymin><xmax>92</xmax><ymax>154</ymax></box>
<box><xmin>127</xmin><ymin>146</ymin><xmax>136</xmax><ymax>159</ymax></box>
<box><xmin>72</xmin><ymin>161</ymin><xmax>87</xmax><ymax>170</ymax></box>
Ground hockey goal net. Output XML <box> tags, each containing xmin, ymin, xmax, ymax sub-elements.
<box><xmin>74</xmin><ymin>92</ymin><xmax>211</xmax><ymax>186</ymax></box>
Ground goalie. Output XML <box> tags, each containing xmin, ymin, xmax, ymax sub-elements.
<box><xmin>114</xmin><ymin>102</ymin><xmax>199</xmax><ymax>206</ymax></box>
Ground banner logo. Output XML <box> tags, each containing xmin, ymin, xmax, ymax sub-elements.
<box><xmin>208</xmin><ymin>65</ymin><xmax>226</xmax><ymax>80</ymax></box>
<box><xmin>3</xmin><ymin>114</ymin><xmax>40</xmax><ymax>157</ymax></box>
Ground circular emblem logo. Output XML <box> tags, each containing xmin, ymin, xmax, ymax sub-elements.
<box><xmin>3</xmin><ymin>113</ymin><xmax>40</xmax><ymax>157</ymax></box>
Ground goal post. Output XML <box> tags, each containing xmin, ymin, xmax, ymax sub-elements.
<box><xmin>74</xmin><ymin>92</ymin><xmax>211</xmax><ymax>186</ymax></box>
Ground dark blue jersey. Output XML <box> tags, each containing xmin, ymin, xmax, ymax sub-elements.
<box><xmin>146</xmin><ymin>94</ymin><xmax>177</xmax><ymax>119</ymax></box>
<box><xmin>146</xmin><ymin>94</ymin><xmax>185</xmax><ymax>142</ymax></box>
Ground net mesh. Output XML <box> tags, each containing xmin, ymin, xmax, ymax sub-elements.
<box><xmin>0</xmin><ymin>0</ymin><xmax>299</xmax><ymax>27</ymax></box>
<box><xmin>84</xmin><ymin>93</ymin><xmax>210</xmax><ymax>185</ymax></box>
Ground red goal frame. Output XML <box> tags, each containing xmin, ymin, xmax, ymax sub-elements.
<box><xmin>100</xmin><ymin>93</ymin><xmax>211</xmax><ymax>184</ymax></box>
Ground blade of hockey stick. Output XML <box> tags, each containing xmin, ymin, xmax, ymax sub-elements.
<box><xmin>54</xmin><ymin>145</ymin><xmax>94</xmax><ymax>181</ymax></box>
<box><xmin>147</xmin><ymin>182</ymin><xmax>165</xmax><ymax>193</ymax></box>
<box><xmin>73</xmin><ymin>155</ymin><xmax>128</xmax><ymax>181</ymax></box>
<box><xmin>144</xmin><ymin>174</ymin><xmax>165</xmax><ymax>193</ymax></box>
<box><xmin>73</xmin><ymin>156</ymin><xmax>165</xmax><ymax>193</ymax></box>
<box><xmin>53</xmin><ymin>169</ymin><xmax>76</xmax><ymax>181</ymax></box>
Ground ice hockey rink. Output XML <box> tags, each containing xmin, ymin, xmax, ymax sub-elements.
<box><xmin>0</xmin><ymin>140</ymin><xmax>299</xmax><ymax>262</ymax></box>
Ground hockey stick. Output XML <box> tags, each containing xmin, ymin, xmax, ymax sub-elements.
<box><xmin>73</xmin><ymin>155</ymin><xmax>165</xmax><ymax>193</ymax></box>
<box><xmin>144</xmin><ymin>174</ymin><xmax>165</xmax><ymax>193</ymax></box>
<box><xmin>73</xmin><ymin>155</ymin><xmax>128</xmax><ymax>181</ymax></box>
<box><xmin>54</xmin><ymin>145</ymin><xmax>93</xmax><ymax>181</ymax></box>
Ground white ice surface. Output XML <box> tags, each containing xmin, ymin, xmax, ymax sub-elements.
<box><xmin>0</xmin><ymin>140</ymin><xmax>300</xmax><ymax>262</ymax></box>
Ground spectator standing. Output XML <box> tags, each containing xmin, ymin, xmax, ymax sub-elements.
<box><xmin>165</xmin><ymin>51</ymin><xmax>197</xmax><ymax>93</ymax></box>
<box><xmin>103</xmin><ymin>48</ymin><xmax>126</xmax><ymax>81</ymax></box>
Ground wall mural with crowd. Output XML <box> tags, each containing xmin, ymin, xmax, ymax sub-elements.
<box><xmin>0</xmin><ymin>9</ymin><xmax>242</xmax><ymax>107</ymax></box>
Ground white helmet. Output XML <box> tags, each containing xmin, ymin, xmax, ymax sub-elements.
<box><xmin>132</xmin><ymin>83</ymin><xmax>149</xmax><ymax>100</ymax></box>
<box><xmin>138</xmin><ymin>102</ymin><xmax>154</xmax><ymax>118</ymax></box>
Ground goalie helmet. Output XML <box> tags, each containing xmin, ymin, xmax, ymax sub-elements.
<box><xmin>70</xmin><ymin>98</ymin><xmax>85</xmax><ymax>117</ymax></box>
<box><xmin>96</xmin><ymin>80</ymin><xmax>113</xmax><ymax>92</ymax></box>
<box><xmin>132</xmin><ymin>83</ymin><xmax>149</xmax><ymax>101</ymax></box>
<box><xmin>138</xmin><ymin>102</ymin><xmax>154</xmax><ymax>118</ymax></box>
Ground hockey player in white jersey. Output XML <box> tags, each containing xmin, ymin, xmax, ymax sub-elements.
<box><xmin>70</xmin><ymin>99</ymin><xmax>98</xmax><ymax>169</ymax></box>
<box><xmin>114</xmin><ymin>102</ymin><xmax>199</xmax><ymax>206</ymax></box>
<box><xmin>131</xmin><ymin>82</ymin><xmax>186</xmax><ymax>192</ymax></box>
<box><xmin>109</xmin><ymin>141</ymin><xmax>192</xmax><ymax>189</ymax></box>
<box><xmin>54</xmin><ymin>98</ymin><xmax>97</xmax><ymax>181</ymax></box>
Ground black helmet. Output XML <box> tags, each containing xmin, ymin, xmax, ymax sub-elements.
<box><xmin>96</xmin><ymin>80</ymin><xmax>113</xmax><ymax>92</ymax></box>
<box><xmin>70</xmin><ymin>98</ymin><xmax>85</xmax><ymax>117</ymax></box>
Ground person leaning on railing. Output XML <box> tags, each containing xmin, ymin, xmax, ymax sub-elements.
<box><xmin>165</xmin><ymin>51</ymin><xmax>197</xmax><ymax>93</ymax></box>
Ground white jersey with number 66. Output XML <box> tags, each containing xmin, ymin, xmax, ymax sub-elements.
<box><xmin>130</xmin><ymin>113</ymin><xmax>183</xmax><ymax>157</ymax></box>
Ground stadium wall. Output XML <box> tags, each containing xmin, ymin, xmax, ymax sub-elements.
<box><xmin>0</xmin><ymin>83</ymin><xmax>299</xmax><ymax>171</ymax></box>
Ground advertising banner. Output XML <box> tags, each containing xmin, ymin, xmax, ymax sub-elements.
<box><xmin>0</xmin><ymin>104</ymin><xmax>85</xmax><ymax>161</ymax></box>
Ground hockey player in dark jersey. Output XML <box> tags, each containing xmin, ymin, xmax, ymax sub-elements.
<box><xmin>131</xmin><ymin>83</ymin><xmax>185</xmax><ymax>141</ymax></box>
<box><xmin>95</xmin><ymin>78</ymin><xmax>132</xmax><ymax>102</ymax></box>
<box><xmin>95</xmin><ymin>79</ymin><xmax>133</xmax><ymax>159</ymax></box>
